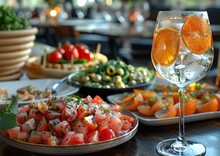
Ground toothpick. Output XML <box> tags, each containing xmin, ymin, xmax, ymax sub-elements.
<box><xmin>43</xmin><ymin>49</ymin><xmax>47</xmax><ymax>68</ymax></box>
<box><xmin>70</xmin><ymin>54</ymin><xmax>74</xmax><ymax>70</ymax></box>
<box><xmin>96</xmin><ymin>43</ymin><xmax>101</xmax><ymax>54</ymax></box>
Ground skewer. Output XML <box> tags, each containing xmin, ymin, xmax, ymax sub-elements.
<box><xmin>70</xmin><ymin>54</ymin><xmax>74</xmax><ymax>70</ymax></box>
<box><xmin>96</xmin><ymin>43</ymin><xmax>101</xmax><ymax>54</ymax></box>
<box><xmin>43</xmin><ymin>49</ymin><xmax>47</xmax><ymax>68</ymax></box>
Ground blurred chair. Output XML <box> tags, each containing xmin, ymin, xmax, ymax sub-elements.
<box><xmin>51</xmin><ymin>25</ymin><xmax>79</xmax><ymax>46</ymax></box>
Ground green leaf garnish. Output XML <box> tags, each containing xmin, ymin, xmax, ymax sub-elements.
<box><xmin>0</xmin><ymin>96</ymin><xmax>18</xmax><ymax>130</ymax></box>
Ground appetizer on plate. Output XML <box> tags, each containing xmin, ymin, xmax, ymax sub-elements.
<box><xmin>26</xmin><ymin>43</ymin><xmax>108</xmax><ymax>79</ymax></box>
<box><xmin>109</xmin><ymin>83</ymin><xmax>220</xmax><ymax>118</ymax></box>
<box><xmin>70</xmin><ymin>58</ymin><xmax>154</xmax><ymax>89</ymax></box>
<box><xmin>2</xmin><ymin>95</ymin><xmax>136</xmax><ymax>145</ymax></box>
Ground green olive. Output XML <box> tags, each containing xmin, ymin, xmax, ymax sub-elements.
<box><xmin>103</xmin><ymin>85</ymin><xmax>111</xmax><ymax>88</ymax></box>
<box><xmin>79</xmin><ymin>76</ymin><xmax>90</xmax><ymax>83</ymax></box>
<box><xmin>92</xmin><ymin>74</ymin><xmax>102</xmax><ymax>82</ymax></box>
<box><xmin>129</xmin><ymin>73</ymin><xmax>136</xmax><ymax>80</ymax></box>
<box><xmin>115</xmin><ymin>81</ymin><xmax>126</xmax><ymax>88</ymax></box>
<box><xmin>102</xmin><ymin>75</ymin><xmax>111</xmax><ymax>82</ymax></box>
<box><xmin>116</xmin><ymin>68</ymin><xmax>125</xmax><ymax>76</ymax></box>
<box><xmin>114</xmin><ymin>75</ymin><xmax>122</xmax><ymax>82</ymax></box>
<box><xmin>128</xmin><ymin>80</ymin><xmax>137</xmax><ymax>86</ymax></box>
<box><xmin>88</xmin><ymin>73</ymin><xmax>96</xmax><ymax>79</ymax></box>
<box><xmin>106</xmin><ymin>65</ymin><xmax>116</xmax><ymax>76</ymax></box>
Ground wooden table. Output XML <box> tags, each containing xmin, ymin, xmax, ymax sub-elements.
<box><xmin>0</xmin><ymin>75</ymin><xmax>219</xmax><ymax>156</ymax></box>
<box><xmin>0</xmin><ymin>119</ymin><xmax>220</xmax><ymax>156</ymax></box>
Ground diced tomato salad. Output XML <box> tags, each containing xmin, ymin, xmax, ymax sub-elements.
<box><xmin>4</xmin><ymin>95</ymin><xmax>135</xmax><ymax>145</ymax></box>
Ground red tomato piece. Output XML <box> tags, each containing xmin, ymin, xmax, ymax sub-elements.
<box><xmin>82</xmin><ymin>115</ymin><xmax>98</xmax><ymax>132</ymax></box>
<box><xmin>16</xmin><ymin>111</ymin><xmax>28</xmax><ymax>124</ymax></box>
<box><xmin>18</xmin><ymin>105</ymin><xmax>30</xmax><ymax>113</ymax></box>
<box><xmin>64</xmin><ymin>47</ymin><xmax>79</xmax><ymax>60</ymax></box>
<box><xmin>46</xmin><ymin>135</ymin><xmax>59</xmax><ymax>145</ymax></box>
<box><xmin>8</xmin><ymin>126</ymin><xmax>20</xmax><ymax>140</ymax></box>
<box><xmin>28</xmin><ymin>131</ymin><xmax>41</xmax><ymax>144</ymax></box>
<box><xmin>98</xmin><ymin>121</ymin><xmax>109</xmax><ymax>132</ymax></box>
<box><xmin>84</xmin><ymin>95</ymin><xmax>93</xmax><ymax>103</ymax></box>
<box><xmin>119</xmin><ymin>115</ymin><xmax>133</xmax><ymax>131</ymax></box>
<box><xmin>61</xmin><ymin>132</ymin><xmax>84</xmax><ymax>145</ymax></box>
<box><xmin>80</xmin><ymin>50</ymin><xmax>94</xmax><ymax>61</ymax></box>
<box><xmin>62</xmin><ymin>43</ymin><xmax>74</xmax><ymax>53</ymax></box>
<box><xmin>28</xmin><ymin>109</ymin><xmax>43</xmax><ymax>123</ymax></box>
<box><xmin>73</xmin><ymin>121</ymin><xmax>88</xmax><ymax>136</ymax></box>
<box><xmin>86</xmin><ymin>130</ymin><xmax>99</xmax><ymax>143</ymax></box>
<box><xmin>55</xmin><ymin>121</ymin><xmax>70</xmax><ymax>138</ymax></box>
<box><xmin>92</xmin><ymin>95</ymin><xmax>104</xmax><ymax>104</ymax></box>
<box><xmin>18</xmin><ymin>131</ymin><xmax>28</xmax><ymax>141</ymax></box>
<box><xmin>45</xmin><ymin>110</ymin><xmax>61</xmax><ymax>120</ymax></box>
<box><xmin>36</xmin><ymin>117</ymin><xmax>49</xmax><ymax>132</ymax></box>
<box><xmin>47</xmin><ymin>51</ymin><xmax>62</xmax><ymax>63</ymax></box>
<box><xmin>77</xmin><ymin>105</ymin><xmax>88</xmax><ymax>120</ymax></box>
<box><xmin>48</xmin><ymin>118</ymin><xmax>61</xmax><ymax>131</ymax></box>
<box><xmin>99</xmin><ymin>128</ymin><xmax>114</xmax><ymax>141</ymax></box>
<box><xmin>41</xmin><ymin>131</ymin><xmax>52</xmax><ymax>144</ymax></box>
<box><xmin>61</xmin><ymin>107</ymin><xmax>77</xmax><ymax>123</ymax></box>
<box><xmin>94</xmin><ymin>109</ymin><xmax>106</xmax><ymax>123</ymax></box>
<box><xmin>51</xmin><ymin>100</ymin><xmax>67</xmax><ymax>112</ymax></box>
<box><xmin>56</xmin><ymin>47</ymin><xmax>65</xmax><ymax>56</ymax></box>
<box><xmin>21</xmin><ymin>118</ymin><xmax>36</xmax><ymax>134</ymax></box>
<box><xmin>109</xmin><ymin>116</ymin><xmax>122</xmax><ymax>136</ymax></box>
<box><xmin>109</xmin><ymin>104</ymin><xmax>122</xmax><ymax>112</ymax></box>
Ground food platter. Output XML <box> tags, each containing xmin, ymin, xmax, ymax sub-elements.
<box><xmin>0</xmin><ymin>79</ymin><xmax>79</xmax><ymax>106</ymax></box>
<box><xmin>68</xmin><ymin>71</ymin><xmax>154</xmax><ymax>97</ymax></box>
<box><xmin>26</xmin><ymin>52</ymin><xmax>108</xmax><ymax>79</ymax></box>
<box><xmin>107</xmin><ymin>93</ymin><xmax>220</xmax><ymax>126</ymax></box>
<box><xmin>0</xmin><ymin>109</ymin><xmax>138</xmax><ymax>155</ymax></box>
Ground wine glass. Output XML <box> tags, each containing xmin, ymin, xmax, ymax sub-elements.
<box><xmin>151</xmin><ymin>11</ymin><xmax>214</xmax><ymax>155</ymax></box>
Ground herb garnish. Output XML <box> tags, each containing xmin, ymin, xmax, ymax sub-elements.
<box><xmin>0</xmin><ymin>96</ymin><xmax>18</xmax><ymax>130</ymax></box>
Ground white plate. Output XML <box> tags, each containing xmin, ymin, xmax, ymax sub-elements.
<box><xmin>0</xmin><ymin>109</ymin><xmax>138</xmax><ymax>155</ymax></box>
<box><xmin>0</xmin><ymin>79</ymin><xmax>79</xmax><ymax>105</ymax></box>
<box><xmin>107</xmin><ymin>93</ymin><xmax>220</xmax><ymax>126</ymax></box>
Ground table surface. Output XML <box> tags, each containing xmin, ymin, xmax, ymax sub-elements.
<box><xmin>0</xmin><ymin>118</ymin><xmax>220</xmax><ymax>156</ymax></box>
<box><xmin>0</xmin><ymin>76</ymin><xmax>220</xmax><ymax>156</ymax></box>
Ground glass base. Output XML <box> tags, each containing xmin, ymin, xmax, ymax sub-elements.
<box><xmin>156</xmin><ymin>139</ymin><xmax>206</xmax><ymax>156</ymax></box>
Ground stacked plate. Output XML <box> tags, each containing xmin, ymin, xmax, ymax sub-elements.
<box><xmin>0</xmin><ymin>27</ymin><xmax>38</xmax><ymax>81</ymax></box>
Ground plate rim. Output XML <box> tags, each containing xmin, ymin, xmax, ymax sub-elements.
<box><xmin>0</xmin><ymin>109</ymin><xmax>138</xmax><ymax>155</ymax></box>
<box><xmin>107</xmin><ymin>93</ymin><xmax>220</xmax><ymax>126</ymax></box>
<box><xmin>0</xmin><ymin>78</ymin><xmax>80</xmax><ymax>105</ymax></box>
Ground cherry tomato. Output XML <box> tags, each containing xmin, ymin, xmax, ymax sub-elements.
<box><xmin>64</xmin><ymin>47</ymin><xmax>79</xmax><ymax>61</ymax></box>
<box><xmin>75</xmin><ymin>44</ymin><xmax>93</xmax><ymax>61</ymax></box>
<box><xmin>99</xmin><ymin>128</ymin><xmax>114</xmax><ymax>141</ymax></box>
<box><xmin>79</xmin><ymin>50</ymin><xmax>94</xmax><ymax>62</ymax></box>
<box><xmin>62</xmin><ymin>43</ymin><xmax>74</xmax><ymax>52</ymax></box>
<box><xmin>56</xmin><ymin>47</ymin><xmax>65</xmax><ymax>56</ymax></box>
<box><xmin>74</xmin><ymin>43</ymin><xmax>87</xmax><ymax>51</ymax></box>
<box><xmin>47</xmin><ymin>51</ymin><xmax>62</xmax><ymax>63</ymax></box>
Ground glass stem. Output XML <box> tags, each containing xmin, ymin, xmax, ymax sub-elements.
<box><xmin>177</xmin><ymin>87</ymin><xmax>187</xmax><ymax>145</ymax></box>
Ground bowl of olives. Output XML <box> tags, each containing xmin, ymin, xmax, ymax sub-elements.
<box><xmin>67</xmin><ymin>59</ymin><xmax>155</xmax><ymax>97</ymax></box>
<box><xmin>0</xmin><ymin>5</ymin><xmax>38</xmax><ymax>81</ymax></box>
